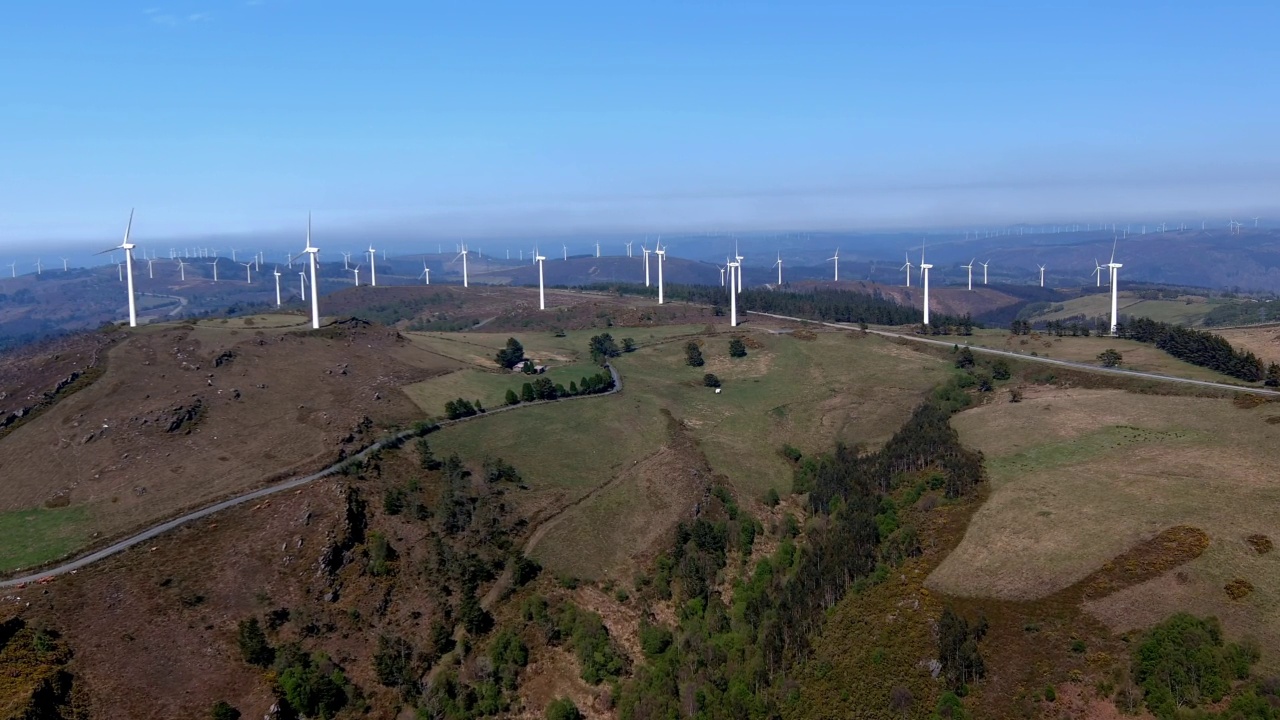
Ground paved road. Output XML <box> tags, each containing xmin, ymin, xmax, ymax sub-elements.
<box><xmin>0</xmin><ymin>362</ymin><xmax>621</xmax><ymax>588</ymax></box>
<box><xmin>748</xmin><ymin>311</ymin><xmax>1280</xmax><ymax>397</ymax></box>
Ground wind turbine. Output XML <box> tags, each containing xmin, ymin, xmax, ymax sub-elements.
<box><xmin>341</xmin><ymin>252</ymin><xmax>351</xmax><ymax>270</ymax></box>
<box><xmin>536</xmin><ymin>248</ymin><xmax>547</xmax><ymax>310</ymax></box>
<box><xmin>241</xmin><ymin>261</ymin><xmax>253</xmax><ymax>284</ymax></box>
<box><xmin>1107</xmin><ymin>237</ymin><xmax>1123</xmax><ymax>335</ymax></box>
<box><xmin>1038</xmin><ymin>264</ymin><xmax>1046</xmax><ymax>288</ymax></box>
<box><xmin>96</xmin><ymin>209</ymin><xmax>138</xmax><ymax>327</ymax></box>
<box><xmin>418</xmin><ymin>261</ymin><xmax>430</xmax><ymax>285</ymax></box>
<box><xmin>176</xmin><ymin>258</ymin><xmax>187</xmax><ymax>281</ymax></box>
<box><xmin>1253</xmin><ymin>217</ymin><xmax>1261</xmax><ymax>228</ymax></box>
<box><xmin>728</xmin><ymin>259</ymin><xmax>740</xmax><ymax>326</ymax></box>
<box><xmin>209</xmin><ymin>257</ymin><xmax>219</xmax><ymax>282</ymax></box>
<box><xmin>595</xmin><ymin>241</ymin><xmax>601</xmax><ymax>258</ymax></box>
<box><xmin>33</xmin><ymin>259</ymin><xmax>42</xmax><ymax>275</ymax></box>
<box><xmin>900</xmin><ymin>252</ymin><xmax>914</xmax><ymax>287</ymax></box>
<box><xmin>116</xmin><ymin>261</ymin><xmax>124</xmax><ymax>282</ymax></box>
<box><xmin>289</xmin><ymin>214</ymin><xmax>321</xmax><ymax>329</ymax></box>
<box><xmin>367</xmin><ymin>244</ymin><xmax>377</xmax><ymax>286</ymax></box>
<box><xmin>147</xmin><ymin>256</ymin><xmax>155</xmax><ymax>279</ymax></box>
<box><xmin>963</xmin><ymin>259</ymin><xmax>975</xmax><ymax>291</ymax></box>
<box><xmin>7</xmin><ymin>262</ymin><xmax>14</xmax><ymax>278</ymax></box>
<box><xmin>298</xmin><ymin>270</ymin><xmax>307</xmax><ymax>299</ymax></box>
<box><xmin>734</xmin><ymin>244</ymin><xmax>744</xmax><ymax>294</ymax></box>
<box><xmin>351</xmin><ymin>263</ymin><xmax>361</xmax><ymax>286</ymax></box>
<box><xmin>1092</xmin><ymin>259</ymin><xmax>1103</xmax><ymax>288</ymax></box>
<box><xmin>60</xmin><ymin>258</ymin><xmax>69</xmax><ymax>272</ymax></box>
<box><xmin>562</xmin><ymin>243</ymin><xmax>568</xmax><ymax>261</ymax></box>
<box><xmin>625</xmin><ymin>241</ymin><xmax>633</xmax><ymax>258</ymax></box>
<box><xmin>655</xmin><ymin>243</ymin><xmax>666</xmax><ymax>304</ymax></box>
<box><xmin>455</xmin><ymin>245</ymin><xmax>469</xmax><ymax>287</ymax></box>
<box><xmin>980</xmin><ymin>259</ymin><xmax>989</xmax><ymax>285</ymax></box>
<box><xmin>920</xmin><ymin>246</ymin><xmax>933</xmax><ymax>326</ymax></box>
<box><xmin>273</xmin><ymin>266</ymin><xmax>282</xmax><ymax>307</ymax></box>
<box><xmin>718</xmin><ymin>264</ymin><xmax>726</xmax><ymax>286</ymax></box>
<box><xmin>826</xmin><ymin>248</ymin><xmax>840</xmax><ymax>282</ymax></box>
<box><xmin>642</xmin><ymin>244</ymin><xmax>651</xmax><ymax>287</ymax></box>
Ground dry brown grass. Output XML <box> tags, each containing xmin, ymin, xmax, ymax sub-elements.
<box><xmin>931</xmin><ymin>386</ymin><xmax>1280</xmax><ymax>669</ymax></box>
<box><xmin>1218</xmin><ymin>326</ymin><xmax>1280</xmax><ymax>367</ymax></box>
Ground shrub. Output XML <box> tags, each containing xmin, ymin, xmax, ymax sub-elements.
<box><xmin>685</xmin><ymin>341</ymin><xmax>704</xmax><ymax>367</ymax></box>
<box><xmin>1098</xmin><ymin>348</ymin><xmax>1123</xmax><ymax>367</ymax></box>
<box><xmin>237</xmin><ymin>617</ymin><xmax>274</xmax><ymax>667</ymax></box>
<box><xmin>505</xmin><ymin>388</ymin><xmax>520</xmax><ymax>405</ymax></box>
<box><xmin>546</xmin><ymin>698</ymin><xmax>583</xmax><ymax>720</ymax></box>
<box><xmin>729</xmin><ymin>337</ymin><xmax>747</xmax><ymax>357</ymax></box>
<box><xmin>703</xmin><ymin>373</ymin><xmax>721</xmax><ymax>388</ymax></box>
<box><xmin>210</xmin><ymin>701</ymin><xmax>241</xmax><ymax>720</ymax></box>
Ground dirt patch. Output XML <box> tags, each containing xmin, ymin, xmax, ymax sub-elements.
<box><xmin>1247</xmin><ymin>534</ymin><xmax>1273</xmax><ymax>554</ymax></box>
<box><xmin>1225</xmin><ymin>578</ymin><xmax>1255</xmax><ymax>600</ymax></box>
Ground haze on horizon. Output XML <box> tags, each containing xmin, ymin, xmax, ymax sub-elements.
<box><xmin>3</xmin><ymin>1</ymin><xmax>1279</xmax><ymax>245</ymax></box>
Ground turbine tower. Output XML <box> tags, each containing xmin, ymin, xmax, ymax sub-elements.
<box><xmin>562</xmin><ymin>244</ymin><xmax>568</xmax><ymax>261</ymax></box>
<box><xmin>963</xmin><ymin>259</ymin><xmax>975</xmax><ymax>291</ymax></box>
<box><xmin>920</xmin><ymin>247</ymin><xmax>933</xmax><ymax>326</ymax></box>
<box><xmin>241</xmin><ymin>261</ymin><xmax>253</xmax><ymax>284</ymax></box>
<box><xmin>980</xmin><ymin>259</ymin><xmax>989</xmax><ymax>285</ymax></box>
<box><xmin>1092</xmin><ymin>259</ymin><xmax>1103</xmax><ymax>287</ymax></box>
<box><xmin>1038</xmin><ymin>264</ymin><xmax>1046</xmax><ymax>288</ymax></box>
<box><xmin>655</xmin><ymin>244</ymin><xmax>666</xmax><ymax>304</ymax></box>
<box><xmin>455</xmin><ymin>245</ymin><xmax>469</xmax><ymax>288</ymax></box>
<box><xmin>734</xmin><ymin>244</ymin><xmax>744</xmax><ymax>294</ymax></box>
<box><xmin>536</xmin><ymin>249</ymin><xmax>547</xmax><ymax>310</ymax></box>
<box><xmin>291</xmin><ymin>214</ymin><xmax>321</xmax><ymax>329</ymax></box>
<box><xmin>418</xmin><ymin>261</ymin><xmax>430</xmax><ymax>285</ymax></box>
<box><xmin>774</xmin><ymin>252</ymin><xmax>783</xmax><ymax>285</ymax></box>
<box><xmin>900</xmin><ymin>252</ymin><xmax>914</xmax><ymax>287</ymax></box>
<box><xmin>177</xmin><ymin>258</ymin><xmax>187</xmax><ymax>281</ymax></box>
<box><xmin>1107</xmin><ymin>238</ymin><xmax>1123</xmax><ymax>336</ymax></box>
<box><xmin>96</xmin><ymin>210</ymin><xmax>139</xmax><ymax>327</ymax></box>
<box><xmin>367</xmin><ymin>244</ymin><xmax>377</xmax><ymax>287</ymax></box>
<box><xmin>827</xmin><ymin>248</ymin><xmax>839</xmax><ymax>282</ymax></box>
<box><xmin>718</xmin><ymin>264</ymin><xmax>726</xmax><ymax>286</ymax></box>
<box><xmin>351</xmin><ymin>264</ymin><xmax>361</xmax><ymax>286</ymax></box>
<box><xmin>642</xmin><ymin>244</ymin><xmax>651</xmax><ymax>287</ymax></box>
<box><xmin>209</xmin><ymin>257</ymin><xmax>219</xmax><ymax>282</ymax></box>
<box><xmin>728</xmin><ymin>259</ymin><xmax>740</xmax><ymax>327</ymax></box>
<box><xmin>273</xmin><ymin>266</ymin><xmax>282</xmax><ymax>307</ymax></box>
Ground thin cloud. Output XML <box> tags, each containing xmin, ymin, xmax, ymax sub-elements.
<box><xmin>143</xmin><ymin>7</ymin><xmax>211</xmax><ymax>26</ymax></box>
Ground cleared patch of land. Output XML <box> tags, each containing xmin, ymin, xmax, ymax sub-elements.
<box><xmin>1029</xmin><ymin>292</ymin><xmax>1221</xmax><ymax>326</ymax></box>
<box><xmin>962</xmin><ymin>328</ymin><xmax>1251</xmax><ymax>384</ymax></box>
<box><xmin>930</xmin><ymin>386</ymin><xmax>1280</xmax><ymax>665</ymax></box>
<box><xmin>431</xmin><ymin>324</ymin><xmax>948</xmax><ymax>579</ymax></box>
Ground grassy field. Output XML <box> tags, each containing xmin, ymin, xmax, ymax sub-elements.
<box><xmin>1218</xmin><ymin>325</ymin><xmax>1280</xmax><ymax>367</ymax></box>
<box><xmin>402</xmin><ymin>361</ymin><xmax>605</xmax><ymax>418</ymax></box>
<box><xmin>1031</xmin><ymin>292</ymin><xmax>1221</xmax><ymax>326</ymax></box>
<box><xmin>428</xmin><ymin>324</ymin><xmax>949</xmax><ymax>579</ymax></box>
<box><xmin>0</xmin><ymin>505</ymin><xmax>92</xmax><ymax>572</ymax></box>
<box><xmin>962</xmin><ymin>328</ymin><xmax>1252</xmax><ymax>384</ymax></box>
<box><xmin>929</xmin><ymin>386</ymin><xmax>1280</xmax><ymax>666</ymax></box>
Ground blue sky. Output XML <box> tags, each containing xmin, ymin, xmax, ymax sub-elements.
<box><xmin>3</xmin><ymin>1</ymin><xmax>1279</xmax><ymax>244</ymax></box>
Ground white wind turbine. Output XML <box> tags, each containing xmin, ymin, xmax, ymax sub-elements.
<box><xmin>1038</xmin><ymin>264</ymin><xmax>1046</xmax><ymax>288</ymax></box>
<box><xmin>774</xmin><ymin>252</ymin><xmax>783</xmax><ymax>285</ymax></box>
<box><xmin>963</xmin><ymin>258</ymin><xmax>975</xmax><ymax>290</ymax></box>
<box><xmin>718</xmin><ymin>263</ymin><xmax>726</xmax><ymax>286</ymax></box>
<box><xmin>900</xmin><ymin>252</ymin><xmax>914</xmax><ymax>286</ymax></box>
<box><xmin>536</xmin><ymin>248</ymin><xmax>547</xmax><ymax>310</ymax></box>
<box><xmin>147</xmin><ymin>256</ymin><xmax>155</xmax><ymax>279</ymax></box>
<box><xmin>1091</xmin><ymin>259</ymin><xmax>1103</xmax><ymax>287</ymax></box>
<box><xmin>273</xmin><ymin>266</ymin><xmax>282</xmax><ymax>307</ymax></box>
<box><xmin>61</xmin><ymin>258</ymin><xmax>69</xmax><ymax>272</ymax></box>
<box><xmin>595</xmin><ymin>241</ymin><xmax>601</xmax><ymax>258</ymax></box>
<box><xmin>34</xmin><ymin>259</ymin><xmax>42</xmax><ymax>275</ymax></box>
<box><xmin>367</xmin><ymin>244</ymin><xmax>377</xmax><ymax>286</ymax></box>
<box><xmin>980</xmin><ymin>259</ymin><xmax>990</xmax><ymax>285</ymax></box>
<box><xmin>455</xmin><ymin>245</ymin><xmax>470</xmax><ymax>287</ymax></box>
<box><xmin>7</xmin><ymin>262</ymin><xmax>14</xmax><ymax>278</ymax></box>
<box><xmin>562</xmin><ymin>243</ymin><xmax>568</xmax><ymax>261</ymax></box>
<box><xmin>1107</xmin><ymin>237</ymin><xmax>1123</xmax><ymax>336</ymax></box>
<box><xmin>827</xmin><ymin>248</ymin><xmax>839</xmax><ymax>282</ymax></box>
<box><xmin>655</xmin><ymin>243</ymin><xmax>666</xmax><ymax>304</ymax></box>
<box><xmin>728</xmin><ymin>259</ymin><xmax>740</xmax><ymax>327</ymax></box>
<box><xmin>351</xmin><ymin>263</ymin><xmax>362</xmax><ymax>286</ymax></box>
<box><xmin>289</xmin><ymin>214</ymin><xmax>321</xmax><ymax>329</ymax></box>
<box><xmin>115</xmin><ymin>261</ymin><xmax>123</xmax><ymax>282</ymax></box>
<box><xmin>176</xmin><ymin>258</ymin><xmax>187</xmax><ymax>281</ymax></box>
<box><xmin>642</xmin><ymin>243</ymin><xmax>651</xmax><ymax>287</ymax></box>
<box><xmin>241</xmin><ymin>261</ymin><xmax>253</xmax><ymax>284</ymax></box>
<box><xmin>625</xmin><ymin>241</ymin><xmax>633</xmax><ymax>258</ymax></box>
<box><xmin>209</xmin><ymin>257</ymin><xmax>220</xmax><ymax>282</ymax></box>
<box><xmin>341</xmin><ymin>251</ymin><xmax>351</xmax><ymax>270</ymax></box>
<box><xmin>96</xmin><ymin>209</ymin><xmax>139</xmax><ymax>327</ymax></box>
<box><xmin>418</xmin><ymin>261</ymin><xmax>430</xmax><ymax>285</ymax></box>
<box><xmin>920</xmin><ymin>246</ymin><xmax>933</xmax><ymax>326</ymax></box>
<box><xmin>734</xmin><ymin>244</ymin><xmax>744</xmax><ymax>294</ymax></box>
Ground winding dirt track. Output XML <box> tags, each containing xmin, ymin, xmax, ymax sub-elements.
<box><xmin>0</xmin><ymin>364</ymin><xmax>621</xmax><ymax>588</ymax></box>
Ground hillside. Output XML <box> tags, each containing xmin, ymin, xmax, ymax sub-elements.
<box><xmin>2</xmin><ymin>285</ymin><xmax>1278</xmax><ymax>719</ymax></box>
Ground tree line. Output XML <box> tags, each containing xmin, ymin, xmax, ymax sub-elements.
<box><xmin>617</xmin><ymin>399</ymin><xmax>987</xmax><ymax>718</ymax></box>
<box><xmin>1121</xmin><ymin>317</ymin><xmax>1265</xmax><ymax>382</ymax></box>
